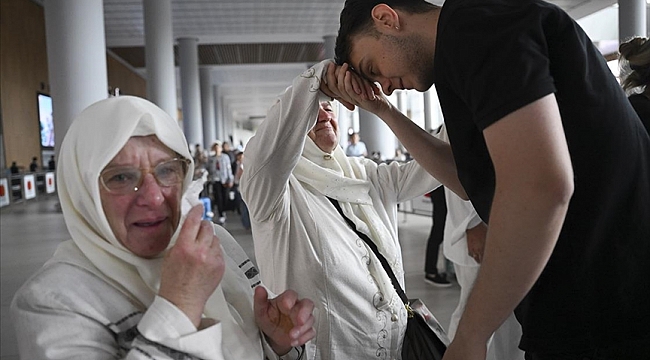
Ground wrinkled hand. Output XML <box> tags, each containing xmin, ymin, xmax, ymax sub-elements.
<box><xmin>320</xmin><ymin>62</ymin><xmax>389</xmax><ymax>115</ymax></box>
<box><xmin>159</xmin><ymin>205</ymin><xmax>225</xmax><ymax>327</ymax></box>
<box><xmin>466</xmin><ymin>222</ymin><xmax>487</xmax><ymax>264</ymax></box>
<box><xmin>254</xmin><ymin>287</ymin><xmax>316</xmax><ymax>356</ymax></box>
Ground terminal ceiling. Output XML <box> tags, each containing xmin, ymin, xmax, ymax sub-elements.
<box><xmin>70</xmin><ymin>0</ymin><xmax>622</xmax><ymax>127</ymax></box>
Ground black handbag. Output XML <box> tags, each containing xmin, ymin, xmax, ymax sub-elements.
<box><xmin>328</xmin><ymin>198</ymin><xmax>449</xmax><ymax>360</ymax></box>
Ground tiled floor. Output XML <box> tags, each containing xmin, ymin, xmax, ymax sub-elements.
<box><xmin>0</xmin><ymin>196</ymin><xmax>459</xmax><ymax>359</ymax></box>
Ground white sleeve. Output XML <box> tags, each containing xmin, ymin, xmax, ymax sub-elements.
<box><xmin>133</xmin><ymin>296</ymin><xmax>225</xmax><ymax>360</ymax></box>
<box><xmin>260</xmin><ymin>335</ymin><xmax>307</xmax><ymax>360</ymax></box>
<box><xmin>12</xmin><ymin>285</ymin><xmax>225</xmax><ymax>360</ymax></box>
<box><xmin>372</xmin><ymin>158</ymin><xmax>442</xmax><ymax>203</ymax></box>
<box><xmin>240</xmin><ymin>60</ymin><xmax>331</xmax><ymax>222</ymax></box>
<box><xmin>443</xmin><ymin>187</ymin><xmax>483</xmax><ymax>266</ymax></box>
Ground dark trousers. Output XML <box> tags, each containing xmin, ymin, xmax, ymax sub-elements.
<box><xmin>211</xmin><ymin>181</ymin><xmax>228</xmax><ymax>217</ymax></box>
<box><xmin>424</xmin><ymin>186</ymin><xmax>447</xmax><ymax>275</ymax></box>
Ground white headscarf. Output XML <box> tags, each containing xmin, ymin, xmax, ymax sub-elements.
<box><xmin>54</xmin><ymin>96</ymin><xmax>262</xmax><ymax>358</ymax></box>
<box><xmin>56</xmin><ymin>95</ymin><xmax>194</xmax><ymax>303</ymax></box>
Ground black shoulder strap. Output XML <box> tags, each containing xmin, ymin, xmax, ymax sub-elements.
<box><xmin>327</xmin><ymin>197</ymin><xmax>409</xmax><ymax>305</ymax></box>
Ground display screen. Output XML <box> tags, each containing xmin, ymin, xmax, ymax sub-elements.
<box><xmin>37</xmin><ymin>93</ymin><xmax>54</xmax><ymax>149</ymax></box>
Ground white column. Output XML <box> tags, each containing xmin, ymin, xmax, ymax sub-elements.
<box><xmin>619</xmin><ymin>0</ymin><xmax>647</xmax><ymax>41</ymax></box>
<box><xmin>178</xmin><ymin>37</ymin><xmax>203</xmax><ymax>148</ymax></box>
<box><xmin>323</xmin><ymin>35</ymin><xmax>336</xmax><ymax>60</ymax></box>
<box><xmin>143</xmin><ymin>0</ymin><xmax>177</xmax><ymax>119</ymax></box>
<box><xmin>394</xmin><ymin>90</ymin><xmax>408</xmax><ymax>150</ymax></box>
<box><xmin>351</xmin><ymin>109</ymin><xmax>360</xmax><ymax>133</ymax></box>
<box><xmin>423</xmin><ymin>90</ymin><xmax>433</xmax><ymax>131</ymax></box>
<box><xmin>213</xmin><ymin>86</ymin><xmax>224</xmax><ymax>141</ymax></box>
<box><xmin>336</xmin><ymin>104</ymin><xmax>351</xmax><ymax>150</ymax></box>
<box><xmin>358</xmin><ymin>109</ymin><xmax>396</xmax><ymax>161</ymax></box>
<box><xmin>221</xmin><ymin>101</ymin><xmax>229</xmax><ymax>142</ymax></box>
<box><xmin>200</xmin><ymin>67</ymin><xmax>216</xmax><ymax>148</ymax></box>
<box><xmin>43</xmin><ymin>0</ymin><xmax>108</xmax><ymax>157</ymax></box>
<box><xmin>396</xmin><ymin>90</ymin><xmax>407</xmax><ymax>114</ymax></box>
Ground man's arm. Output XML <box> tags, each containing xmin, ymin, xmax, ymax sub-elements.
<box><xmin>444</xmin><ymin>94</ymin><xmax>574</xmax><ymax>359</ymax></box>
<box><xmin>373</xmin><ymin>103</ymin><xmax>464</xmax><ymax>198</ymax></box>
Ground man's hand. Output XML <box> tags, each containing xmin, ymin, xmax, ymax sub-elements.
<box><xmin>254</xmin><ymin>286</ymin><xmax>316</xmax><ymax>355</ymax></box>
<box><xmin>466</xmin><ymin>222</ymin><xmax>487</xmax><ymax>263</ymax></box>
<box><xmin>443</xmin><ymin>335</ymin><xmax>487</xmax><ymax>360</ymax></box>
<box><xmin>159</xmin><ymin>205</ymin><xmax>225</xmax><ymax>328</ymax></box>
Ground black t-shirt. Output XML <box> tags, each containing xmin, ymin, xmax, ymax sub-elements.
<box><xmin>434</xmin><ymin>0</ymin><xmax>650</xmax><ymax>353</ymax></box>
<box><xmin>629</xmin><ymin>93</ymin><xmax>650</xmax><ymax>134</ymax></box>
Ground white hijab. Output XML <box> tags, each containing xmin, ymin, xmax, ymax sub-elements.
<box><xmin>54</xmin><ymin>96</ymin><xmax>262</xmax><ymax>359</ymax></box>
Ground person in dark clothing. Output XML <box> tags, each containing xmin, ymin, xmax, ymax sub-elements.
<box><xmin>331</xmin><ymin>0</ymin><xmax>650</xmax><ymax>359</ymax></box>
<box><xmin>29</xmin><ymin>157</ymin><xmax>38</xmax><ymax>172</ymax></box>
<box><xmin>423</xmin><ymin>178</ymin><xmax>451</xmax><ymax>287</ymax></box>
<box><xmin>619</xmin><ymin>36</ymin><xmax>650</xmax><ymax>133</ymax></box>
<box><xmin>48</xmin><ymin>155</ymin><xmax>56</xmax><ymax>170</ymax></box>
<box><xmin>10</xmin><ymin>161</ymin><xmax>19</xmax><ymax>174</ymax></box>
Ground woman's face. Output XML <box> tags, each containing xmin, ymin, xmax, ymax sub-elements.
<box><xmin>100</xmin><ymin>136</ymin><xmax>184</xmax><ymax>258</ymax></box>
<box><xmin>308</xmin><ymin>101</ymin><xmax>339</xmax><ymax>153</ymax></box>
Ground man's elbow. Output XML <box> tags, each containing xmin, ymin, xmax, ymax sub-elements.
<box><xmin>541</xmin><ymin>170</ymin><xmax>575</xmax><ymax>209</ymax></box>
<box><xmin>555</xmin><ymin>175</ymin><xmax>574</xmax><ymax>206</ymax></box>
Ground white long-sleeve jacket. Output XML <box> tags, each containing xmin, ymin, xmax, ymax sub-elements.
<box><xmin>10</xmin><ymin>225</ymin><xmax>295</xmax><ymax>360</ymax></box>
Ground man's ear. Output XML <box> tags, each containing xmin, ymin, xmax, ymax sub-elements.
<box><xmin>371</xmin><ymin>4</ymin><xmax>400</xmax><ymax>32</ymax></box>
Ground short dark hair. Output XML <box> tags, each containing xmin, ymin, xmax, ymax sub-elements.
<box><xmin>335</xmin><ymin>0</ymin><xmax>437</xmax><ymax>67</ymax></box>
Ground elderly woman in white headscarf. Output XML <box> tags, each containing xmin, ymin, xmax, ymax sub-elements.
<box><xmin>240</xmin><ymin>61</ymin><xmax>441</xmax><ymax>359</ymax></box>
<box><xmin>11</xmin><ymin>96</ymin><xmax>315</xmax><ymax>360</ymax></box>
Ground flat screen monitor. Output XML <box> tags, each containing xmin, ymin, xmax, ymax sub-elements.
<box><xmin>37</xmin><ymin>93</ymin><xmax>54</xmax><ymax>149</ymax></box>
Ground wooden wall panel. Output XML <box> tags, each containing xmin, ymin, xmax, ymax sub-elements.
<box><xmin>0</xmin><ymin>0</ymin><xmax>148</xmax><ymax>171</ymax></box>
<box><xmin>0</xmin><ymin>0</ymin><xmax>49</xmax><ymax>171</ymax></box>
<box><xmin>107</xmin><ymin>55</ymin><xmax>146</xmax><ymax>98</ymax></box>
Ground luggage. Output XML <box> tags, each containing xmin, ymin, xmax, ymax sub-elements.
<box><xmin>200</xmin><ymin>197</ymin><xmax>214</xmax><ymax>220</ymax></box>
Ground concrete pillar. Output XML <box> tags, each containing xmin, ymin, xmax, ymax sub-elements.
<box><xmin>423</xmin><ymin>90</ymin><xmax>433</xmax><ymax>131</ymax></box>
<box><xmin>221</xmin><ymin>100</ymin><xmax>230</xmax><ymax>142</ymax></box>
<box><xmin>323</xmin><ymin>35</ymin><xmax>336</xmax><ymax>60</ymax></box>
<box><xmin>336</xmin><ymin>104</ymin><xmax>351</xmax><ymax>150</ymax></box>
<box><xmin>396</xmin><ymin>90</ymin><xmax>407</xmax><ymax>114</ymax></box>
<box><xmin>143</xmin><ymin>0</ymin><xmax>177</xmax><ymax>119</ymax></box>
<box><xmin>619</xmin><ymin>0</ymin><xmax>647</xmax><ymax>41</ymax></box>
<box><xmin>358</xmin><ymin>109</ymin><xmax>396</xmax><ymax>161</ymax></box>
<box><xmin>43</xmin><ymin>0</ymin><xmax>108</xmax><ymax>157</ymax></box>
<box><xmin>213</xmin><ymin>86</ymin><xmax>224</xmax><ymax>141</ymax></box>
<box><xmin>178</xmin><ymin>37</ymin><xmax>203</xmax><ymax>148</ymax></box>
<box><xmin>200</xmin><ymin>67</ymin><xmax>216</xmax><ymax>148</ymax></box>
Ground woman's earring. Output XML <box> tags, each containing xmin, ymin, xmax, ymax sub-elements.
<box><xmin>395</xmin><ymin>26</ymin><xmax>399</xmax><ymax>30</ymax></box>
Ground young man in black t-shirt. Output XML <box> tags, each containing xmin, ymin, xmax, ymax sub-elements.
<box><xmin>329</xmin><ymin>0</ymin><xmax>650</xmax><ymax>358</ymax></box>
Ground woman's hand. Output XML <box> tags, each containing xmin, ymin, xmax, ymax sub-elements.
<box><xmin>159</xmin><ymin>205</ymin><xmax>225</xmax><ymax>328</ymax></box>
<box><xmin>254</xmin><ymin>286</ymin><xmax>316</xmax><ymax>355</ymax></box>
<box><xmin>321</xmin><ymin>62</ymin><xmax>392</xmax><ymax>116</ymax></box>
<box><xmin>466</xmin><ymin>222</ymin><xmax>487</xmax><ymax>264</ymax></box>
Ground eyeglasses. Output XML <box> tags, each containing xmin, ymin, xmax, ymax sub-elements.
<box><xmin>99</xmin><ymin>158</ymin><xmax>190</xmax><ymax>194</ymax></box>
